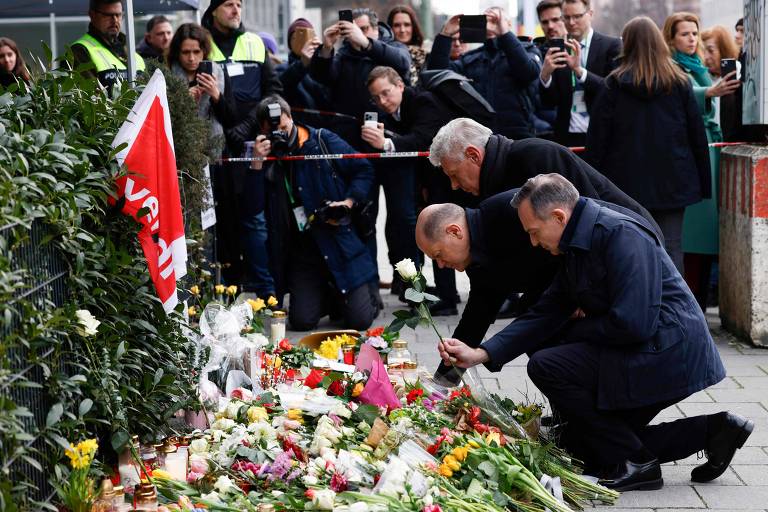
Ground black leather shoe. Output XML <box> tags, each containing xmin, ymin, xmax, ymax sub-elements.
<box><xmin>691</xmin><ymin>412</ymin><xmax>754</xmax><ymax>483</ymax></box>
<box><xmin>496</xmin><ymin>298</ymin><xmax>519</xmax><ymax>319</ymax></box>
<box><xmin>428</xmin><ymin>300</ymin><xmax>458</xmax><ymax>317</ymax></box>
<box><xmin>598</xmin><ymin>459</ymin><xmax>663</xmax><ymax>492</ymax></box>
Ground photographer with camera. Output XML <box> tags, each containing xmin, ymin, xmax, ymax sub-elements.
<box><xmin>250</xmin><ymin>96</ymin><xmax>380</xmax><ymax>331</ymax></box>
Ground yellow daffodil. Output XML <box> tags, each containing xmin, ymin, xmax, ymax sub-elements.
<box><xmin>351</xmin><ymin>382</ymin><xmax>364</xmax><ymax>397</ymax></box>
<box><xmin>65</xmin><ymin>439</ymin><xmax>98</xmax><ymax>470</ymax></box>
<box><xmin>443</xmin><ymin>454</ymin><xmax>461</xmax><ymax>471</ymax></box>
<box><xmin>188</xmin><ymin>306</ymin><xmax>197</xmax><ymax>317</ymax></box>
<box><xmin>247</xmin><ymin>298</ymin><xmax>265</xmax><ymax>312</ymax></box>
<box><xmin>451</xmin><ymin>445</ymin><xmax>469</xmax><ymax>463</ymax></box>
<box><xmin>287</xmin><ymin>409</ymin><xmax>304</xmax><ymax>424</ymax></box>
<box><xmin>247</xmin><ymin>406</ymin><xmax>269</xmax><ymax>423</ymax></box>
<box><xmin>190</xmin><ymin>285</ymin><xmax>200</xmax><ymax>296</ymax></box>
<box><xmin>438</xmin><ymin>463</ymin><xmax>453</xmax><ymax>477</ymax></box>
<box><xmin>226</xmin><ymin>285</ymin><xmax>238</xmax><ymax>296</ymax></box>
<box><xmin>267</xmin><ymin>296</ymin><xmax>278</xmax><ymax>307</ymax></box>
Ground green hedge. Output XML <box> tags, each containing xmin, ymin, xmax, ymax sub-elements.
<box><xmin>0</xmin><ymin>58</ymin><xmax>212</xmax><ymax>510</ymax></box>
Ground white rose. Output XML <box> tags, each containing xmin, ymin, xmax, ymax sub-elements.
<box><xmin>75</xmin><ymin>309</ymin><xmax>100</xmax><ymax>336</ymax></box>
<box><xmin>213</xmin><ymin>475</ymin><xmax>236</xmax><ymax>494</ymax></box>
<box><xmin>189</xmin><ymin>438</ymin><xmax>209</xmax><ymax>454</ymax></box>
<box><xmin>199</xmin><ymin>491</ymin><xmax>223</xmax><ymax>504</ymax></box>
<box><xmin>394</xmin><ymin>258</ymin><xmax>418</xmax><ymax>281</ymax></box>
<box><xmin>312</xmin><ymin>489</ymin><xmax>336</xmax><ymax>510</ymax></box>
<box><xmin>225</xmin><ymin>401</ymin><xmax>242</xmax><ymax>419</ymax></box>
<box><xmin>350</xmin><ymin>503</ymin><xmax>369</xmax><ymax>512</ymax></box>
<box><xmin>302</xmin><ymin>474</ymin><xmax>318</xmax><ymax>486</ymax></box>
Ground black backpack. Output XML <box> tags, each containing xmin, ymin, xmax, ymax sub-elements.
<box><xmin>419</xmin><ymin>69</ymin><xmax>496</xmax><ymax>128</ymax></box>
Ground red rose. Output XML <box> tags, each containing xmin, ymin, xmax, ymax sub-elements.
<box><xmin>278</xmin><ymin>338</ymin><xmax>293</xmax><ymax>352</ymax></box>
<box><xmin>303</xmin><ymin>369</ymin><xmax>327</xmax><ymax>389</ymax></box>
<box><xmin>468</xmin><ymin>405</ymin><xmax>481</xmax><ymax>425</ymax></box>
<box><xmin>328</xmin><ymin>380</ymin><xmax>346</xmax><ymax>396</ymax></box>
<box><xmin>304</xmin><ymin>489</ymin><xmax>315</xmax><ymax>499</ymax></box>
<box><xmin>406</xmin><ymin>388</ymin><xmax>424</xmax><ymax>404</ymax></box>
<box><xmin>366</xmin><ymin>326</ymin><xmax>385</xmax><ymax>337</ymax></box>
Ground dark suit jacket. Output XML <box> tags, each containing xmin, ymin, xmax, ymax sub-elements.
<box><xmin>389</xmin><ymin>87</ymin><xmax>454</xmax><ymax>152</ymax></box>
<box><xmin>481</xmin><ymin>198</ymin><xmax>726</xmax><ymax>410</ymax></box>
<box><xmin>539</xmin><ymin>31</ymin><xmax>621</xmax><ymax>142</ymax></box>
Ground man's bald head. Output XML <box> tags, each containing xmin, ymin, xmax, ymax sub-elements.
<box><xmin>416</xmin><ymin>204</ymin><xmax>472</xmax><ymax>271</ymax></box>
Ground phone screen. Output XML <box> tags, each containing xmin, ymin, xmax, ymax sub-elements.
<box><xmin>339</xmin><ymin>9</ymin><xmax>354</xmax><ymax>22</ymax></box>
<box><xmin>459</xmin><ymin>15</ymin><xmax>487</xmax><ymax>43</ymax></box>
<box><xmin>549</xmin><ymin>38</ymin><xmax>566</xmax><ymax>52</ymax></box>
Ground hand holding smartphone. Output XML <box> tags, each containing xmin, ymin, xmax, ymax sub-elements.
<box><xmin>363</xmin><ymin>112</ymin><xmax>378</xmax><ymax>128</ymax></box>
<box><xmin>196</xmin><ymin>60</ymin><xmax>213</xmax><ymax>76</ymax></box>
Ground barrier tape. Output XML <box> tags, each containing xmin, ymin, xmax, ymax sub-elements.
<box><xmin>217</xmin><ymin>142</ymin><xmax>745</xmax><ymax>164</ymax></box>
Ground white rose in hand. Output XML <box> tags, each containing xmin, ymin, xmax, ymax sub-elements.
<box><xmin>395</xmin><ymin>258</ymin><xmax>418</xmax><ymax>281</ymax></box>
<box><xmin>75</xmin><ymin>309</ymin><xmax>100</xmax><ymax>336</ymax></box>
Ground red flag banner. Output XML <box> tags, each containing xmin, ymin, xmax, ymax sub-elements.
<box><xmin>111</xmin><ymin>70</ymin><xmax>187</xmax><ymax>313</ymax></box>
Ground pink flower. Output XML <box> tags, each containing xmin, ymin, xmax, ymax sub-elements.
<box><xmin>330</xmin><ymin>472</ymin><xmax>348</xmax><ymax>492</ymax></box>
<box><xmin>186</xmin><ymin>471</ymin><xmax>204</xmax><ymax>483</ymax></box>
<box><xmin>423</xmin><ymin>505</ymin><xmax>443</xmax><ymax>512</ymax></box>
<box><xmin>365</xmin><ymin>336</ymin><xmax>388</xmax><ymax>349</ymax></box>
<box><xmin>230</xmin><ymin>388</ymin><xmax>253</xmax><ymax>401</ymax></box>
<box><xmin>189</xmin><ymin>458</ymin><xmax>208</xmax><ymax>474</ymax></box>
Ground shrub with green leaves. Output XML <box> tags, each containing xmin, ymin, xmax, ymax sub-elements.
<box><xmin>0</xmin><ymin>59</ymin><xmax>208</xmax><ymax>510</ymax></box>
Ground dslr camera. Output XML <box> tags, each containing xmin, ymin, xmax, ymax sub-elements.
<box><xmin>310</xmin><ymin>200</ymin><xmax>352</xmax><ymax>226</ymax></box>
<box><xmin>266</xmin><ymin>102</ymin><xmax>294</xmax><ymax>156</ymax></box>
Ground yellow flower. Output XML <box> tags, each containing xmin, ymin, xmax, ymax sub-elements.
<box><xmin>485</xmin><ymin>432</ymin><xmax>502</xmax><ymax>446</ymax></box>
<box><xmin>247</xmin><ymin>298</ymin><xmax>265</xmax><ymax>312</ymax></box>
<box><xmin>315</xmin><ymin>336</ymin><xmax>344</xmax><ymax>360</ymax></box>
<box><xmin>226</xmin><ymin>285</ymin><xmax>238</xmax><ymax>296</ymax></box>
<box><xmin>247</xmin><ymin>406</ymin><xmax>269</xmax><ymax>423</ymax></box>
<box><xmin>467</xmin><ymin>439</ymin><xmax>481</xmax><ymax>449</ymax></box>
<box><xmin>267</xmin><ymin>296</ymin><xmax>278</xmax><ymax>307</ymax></box>
<box><xmin>188</xmin><ymin>306</ymin><xmax>197</xmax><ymax>317</ymax></box>
<box><xmin>152</xmin><ymin>469</ymin><xmax>173</xmax><ymax>480</ymax></box>
<box><xmin>273</xmin><ymin>356</ymin><xmax>282</xmax><ymax>368</ymax></box>
<box><xmin>438</xmin><ymin>463</ymin><xmax>453</xmax><ymax>477</ymax></box>
<box><xmin>351</xmin><ymin>382</ymin><xmax>364</xmax><ymax>397</ymax></box>
<box><xmin>287</xmin><ymin>409</ymin><xmax>304</xmax><ymax>423</ymax></box>
<box><xmin>190</xmin><ymin>285</ymin><xmax>200</xmax><ymax>296</ymax></box>
<box><xmin>443</xmin><ymin>454</ymin><xmax>461</xmax><ymax>471</ymax></box>
<box><xmin>65</xmin><ymin>439</ymin><xmax>98</xmax><ymax>470</ymax></box>
<box><xmin>215</xmin><ymin>284</ymin><xmax>225</xmax><ymax>295</ymax></box>
<box><xmin>451</xmin><ymin>446</ymin><xmax>469</xmax><ymax>463</ymax></box>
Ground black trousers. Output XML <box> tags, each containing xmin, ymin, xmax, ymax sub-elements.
<box><xmin>649</xmin><ymin>208</ymin><xmax>685</xmax><ymax>274</ymax></box>
<box><xmin>527</xmin><ymin>342</ymin><xmax>708</xmax><ymax>467</ymax></box>
<box><xmin>286</xmin><ymin>232</ymin><xmax>378</xmax><ymax>332</ymax></box>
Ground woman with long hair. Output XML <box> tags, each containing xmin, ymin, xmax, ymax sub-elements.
<box><xmin>0</xmin><ymin>37</ymin><xmax>31</xmax><ymax>87</ymax></box>
<box><xmin>585</xmin><ymin>16</ymin><xmax>710</xmax><ymax>273</ymax></box>
<box><xmin>167</xmin><ymin>23</ymin><xmax>234</xmax><ymax>144</ymax></box>
<box><xmin>663</xmin><ymin>12</ymin><xmax>740</xmax><ymax>310</ymax></box>
<box><xmin>387</xmin><ymin>5</ymin><xmax>427</xmax><ymax>86</ymax></box>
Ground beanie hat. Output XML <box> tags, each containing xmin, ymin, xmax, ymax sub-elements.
<box><xmin>201</xmin><ymin>0</ymin><xmax>227</xmax><ymax>30</ymax></box>
<box><xmin>258</xmin><ymin>32</ymin><xmax>279</xmax><ymax>55</ymax></box>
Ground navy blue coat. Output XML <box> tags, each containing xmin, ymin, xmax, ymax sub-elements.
<box><xmin>277</xmin><ymin>53</ymin><xmax>331</xmax><ymax>128</ymax></box>
<box><xmin>427</xmin><ymin>32</ymin><xmax>541</xmax><ymax>139</ymax></box>
<box><xmin>264</xmin><ymin>126</ymin><xmax>377</xmax><ymax>298</ymax></box>
<box><xmin>482</xmin><ymin>198</ymin><xmax>725</xmax><ymax>410</ymax></box>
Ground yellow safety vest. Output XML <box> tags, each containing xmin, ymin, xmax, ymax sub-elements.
<box><xmin>73</xmin><ymin>33</ymin><xmax>145</xmax><ymax>87</ymax></box>
<box><xmin>208</xmin><ymin>31</ymin><xmax>266</xmax><ymax>63</ymax></box>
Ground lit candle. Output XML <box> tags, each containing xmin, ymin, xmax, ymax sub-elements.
<box><xmin>164</xmin><ymin>447</ymin><xmax>187</xmax><ymax>481</ymax></box>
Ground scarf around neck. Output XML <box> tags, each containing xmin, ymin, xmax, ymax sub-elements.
<box><xmin>673</xmin><ymin>50</ymin><xmax>711</xmax><ymax>86</ymax></box>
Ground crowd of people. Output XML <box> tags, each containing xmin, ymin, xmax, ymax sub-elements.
<box><xmin>0</xmin><ymin>0</ymin><xmax>752</xmax><ymax>328</ymax></box>
<box><xmin>2</xmin><ymin>0</ymin><xmax>758</xmax><ymax>492</ymax></box>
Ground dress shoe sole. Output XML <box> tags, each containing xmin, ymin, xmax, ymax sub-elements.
<box><xmin>691</xmin><ymin>417</ymin><xmax>754</xmax><ymax>483</ymax></box>
<box><xmin>611</xmin><ymin>477</ymin><xmax>664</xmax><ymax>492</ymax></box>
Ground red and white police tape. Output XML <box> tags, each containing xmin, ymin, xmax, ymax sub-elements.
<box><xmin>217</xmin><ymin>142</ymin><xmax>744</xmax><ymax>164</ymax></box>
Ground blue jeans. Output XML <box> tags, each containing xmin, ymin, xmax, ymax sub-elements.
<box><xmin>240</xmin><ymin>209</ymin><xmax>275</xmax><ymax>295</ymax></box>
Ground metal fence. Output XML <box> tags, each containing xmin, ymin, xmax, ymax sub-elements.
<box><xmin>1</xmin><ymin>219</ymin><xmax>70</xmax><ymax>505</ymax></box>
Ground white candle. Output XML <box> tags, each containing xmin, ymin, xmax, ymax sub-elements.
<box><xmin>270</xmin><ymin>321</ymin><xmax>285</xmax><ymax>343</ymax></box>
<box><xmin>165</xmin><ymin>448</ymin><xmax>187</xmax><ymax>481</ymax></box>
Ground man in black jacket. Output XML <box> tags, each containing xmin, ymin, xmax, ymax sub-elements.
<box><xmin>362</xmin><ymin>65</ymin><xmax>471</xmax><ymax>315</ymax></box>
<box><xmin>202</xmin><ymin>0</ymin><xmax>283</xmax><ymax>296</ymax></box>
<box><xmin>437</xmin><ymin>174</ymin><xmax>752</xmax><ymax>491</ymax></box>
<box><xmin>427</xmin><ymin>7</ymin><xmax>541</xmax><ymax>139</ymax></box>
<box><xmin>428</xmin><ymin>117</ymin><xmax>660</xmax><ymax>232</ymax></box>
<box><xmin>538</xmin><ymin>0</ymin><xmax>621</xmax><ymax>147</ymax></box>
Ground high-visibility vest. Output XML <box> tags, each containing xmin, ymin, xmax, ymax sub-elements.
<box><xmin>209</xmin><ymin>32</ymin><xmax>266</xmax><ymax>105</ymax></box>
<box><xmin>73</xmin><ymin>33</ymin><xmax>146</xmax><ymax>88</ymax></box>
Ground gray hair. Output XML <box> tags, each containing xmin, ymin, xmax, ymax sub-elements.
<box><xmin>511</xmin><ymin>173</ymin><xmax>579</xmax><ymax>219</ymax></box>
<box><xmin>428</xmin><ymin>118</ymin><xmax>492</xmax><ymax>167</ymax></box>
<box><xmin>353</xmin><ymin>7</ymin><xmax>379</xmax><ymax>26</ymax></box>
<box><xmin>419</xmin><ymin>203</ymin><xmax>465</xmax><ymax>241</ymax></box>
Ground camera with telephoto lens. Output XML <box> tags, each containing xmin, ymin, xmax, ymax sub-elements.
<box><xmin>266</xmin><ymin>102</ymin><xmax>293</xmax><ymax>156</ymax></box>
<box><xmin>311</xmin><ymin>200</ymin><xmax>352</xmax><ymax>225</ymax></box>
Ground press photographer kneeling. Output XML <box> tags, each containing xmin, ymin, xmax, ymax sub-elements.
<box><xmin>250</xmin><ymin>95</ymin><xmax>380</xmax><ymax>331</ymax></box>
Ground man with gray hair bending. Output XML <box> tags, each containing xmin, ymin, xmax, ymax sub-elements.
<box><xmin>438</xmin><ymin>174</ymin><xmax>752</xmax><ymax>492</ymax></box>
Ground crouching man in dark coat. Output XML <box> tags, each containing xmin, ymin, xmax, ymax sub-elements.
<box><xmin>438</xmin><ymin>174</ymin><xmax>753</xmax><ymax>491</ymax></box>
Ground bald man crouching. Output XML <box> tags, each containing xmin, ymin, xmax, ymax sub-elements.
<box><xmin>430</xmin><ymin>174</ymin><xmax>751</xmax><ymax>491</ymax></box>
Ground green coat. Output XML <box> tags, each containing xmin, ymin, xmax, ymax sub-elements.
<box><xmin>680</xmin><ymin>65</ymin><xmax>722</xmax><ymax>255</ymax></box>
